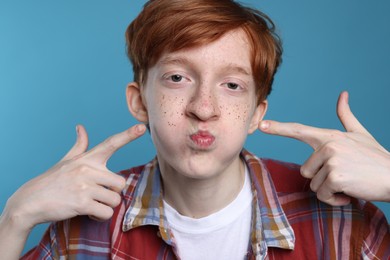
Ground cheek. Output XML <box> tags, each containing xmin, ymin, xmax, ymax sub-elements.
<box><xmin>153</xmin><ymin>94</ymin><xmax>186</xmax><ymax>128</ymax></box>
<box><xmin>220</xmin><ymin>102</ymin><xmax>253</xmax><ymax>128</ymax></box>
<box><xmin>149</xmin><ymin>94</ymin><xmax>187</xmax><ymax>152</ymax></box>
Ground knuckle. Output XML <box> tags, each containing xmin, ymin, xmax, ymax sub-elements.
<box><xmin>76</xmin><ymin>182</ymin><xmax>89</xmax><ymax>193</ymax></box>
<box><xmin>117</xmin><ymin>176</ymin><xmax>127</xmax><ymax>190</ymax></box>
<box><xmin>75</xmin><ymin>197</ymin><xmax>91</xmax><ymax>213</ymax></box>
<box><xmin>316</xmin><ymin>189</ymin><xmax>328</xmax><ymax>203</ymax></box>
<box><xmin>325</xmin><ymin>171</ymin><xmax>343</xmax><ymax>188</ymax></box>
<box><xmin>88</xmin><ymin>208</ymin><xmax>113</xmax><ymax>222</ymax></box>
<box><xmin>112</xmin><ymin>192</ymin><xmax>122</xmax><ymax>207</ymax></box>
<box><xmin>300</xmin><ymin>165</ymin><xmax>311</xmax><ymax>178</ymax></box>
<box><xmin>103</xmin><ymin>137</ymin><xmax>118</xmax><ymax>153</ymax></box>
<box><xmin>71</xmin><ymin>178</ymin><xmax>92</xmax><ymax>195</ymax></box>
<box><xmin>110</xmin><ymin>175</ymin><xmax>126</xmax><ymax>192</ymax></box>
<box><xmin>323</xmin><ymin>157</ymin><xmax>341</xmax><ymax>174</ymax></box>
<box><xmin>106</xmin><ymin>207</ymin><xmax>115</xmax><ymax>218</ymax></box>
<box><xmin>125</xmin><ymin>128</ymin><xmax>136</xmax><ymax>139</ymax></box>
<box><xmin>309</xmin><ymin>181</ymin><xmax>318</xmax><ymax>192</ymax></box>
<box><xmin>326</xmin><ymin>157</ymin><xmax>339</xmax><ymax>168</ymax></box>
<box><xmin>66</xmin><ymin>163</ymin><xmax>90</xmax><ymax>177</ymax></box>
<box><xmin>291</xmin><ymin>123</ymin><xmax>304</xmax><ymax>134</ymax></box>
<box><xmin>57</xmin><ymin>161</ymin><xmax>72</xmax><ymax>174</ymax></box>
<box><xmin>320</xmin><ymin>164</ymin><xmax>332</xmax><ymax>176</ymax></box>
<box><xmin>316</xmin><ymin>191</ymin><xmax>324</xmax><ymax>202</ymax></box>
<box><xmin>57</xmin><ymin>163</ymin><xmax>86</xmax><ymax>180</ymax></box>
<box><xmin>100</xmin><ymin>207</ymin><xmax>114</xmax><ymax>220</ymax></box>
<box><xmin>74</xmin><ymin>164</ymin><xmax>91</xmax><ymax>175</ymax></box>
<box><xmin>321</xmin><ymin>142</ymin><xmax>339</xmax><ymax>156</ymax></box>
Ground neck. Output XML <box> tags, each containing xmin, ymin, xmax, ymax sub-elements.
<box><xmin>160</xmin><ymin>156</ymin><xmax>245</xmax><ymax>219</ymax></box>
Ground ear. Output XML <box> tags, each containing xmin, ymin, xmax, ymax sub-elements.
<box><xmin>126</xmin><ymin>82</ymin><xmax>148</xmax><ymax>123</ymax></box>
<box><xmin>248</xmin><ymin>100</ymin><xmax>268</xmax><ymax>134</ymax></box>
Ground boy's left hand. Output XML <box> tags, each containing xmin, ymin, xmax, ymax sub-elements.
<box><xmin>259</xmin><ymin>91</ymin><xmax>390</xmax><ymax>206</ymax></box>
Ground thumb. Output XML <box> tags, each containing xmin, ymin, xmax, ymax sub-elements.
<box><xmin>337</xmin><ymin>91</ymin><xmax>370</xmax><ymax>135</ymax></box>
<box><xmin>60</xmin><ymin>125</ymin><xmax>89</xmax><ymax>161</ymax></box>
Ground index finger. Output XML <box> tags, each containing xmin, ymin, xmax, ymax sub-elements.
<box><xmin>85</xmin><ymin>124</ymin><xmax>146</xmax><ymax>163</ymax></box>
<box><xmin>259</xmin><ymin>120</ymin><xmax>335</xmax><ymax>150</ymax></box>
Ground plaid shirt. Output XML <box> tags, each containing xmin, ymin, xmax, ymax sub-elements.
<box><xmin>22</xmin><ymin>149</ymin><xmax>390</xmax><ymax>259</ymax></box>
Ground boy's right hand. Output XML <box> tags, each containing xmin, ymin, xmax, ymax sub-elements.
<box><xmin>2</xmin><ymin>124</ymin><xmax>146</xmax><ymax>234</ymax></box>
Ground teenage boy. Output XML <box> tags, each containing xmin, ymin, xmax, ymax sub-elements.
<box><xmin>1</xmin><ymin>0</ymin><xmax>389</xmax><ymax>259</ymax></box>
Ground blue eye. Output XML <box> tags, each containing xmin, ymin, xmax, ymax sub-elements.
<box><xmin>170</xmin><ymin>74</ymin><xmax>183</xmax><ymax>82</ymax></box>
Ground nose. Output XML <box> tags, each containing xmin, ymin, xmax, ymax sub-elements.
<box><xmin>185</xmin><ymin>85</ymin><xmax>221</xmax><ymax>121</ymax></box>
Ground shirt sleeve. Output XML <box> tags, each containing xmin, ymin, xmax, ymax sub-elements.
<box><xmin>361</xmin><ymin>201</ymin><xmax>390</xmax><ymax>258</ymax></box>
<box><xmin>20</xmin><ymin>220</ymin><xmax>68</xmax><ymax>259</ymax></box>
<box><xmin>21</xmin><ymin>216</ymin><xmax>112</xmax><ymax>259</ymax></box>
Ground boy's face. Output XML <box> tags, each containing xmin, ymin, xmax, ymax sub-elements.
<box><xmin>127</xmin><ymin>29</ymin><xmax>267</xmax><ymax>179</ymax></box>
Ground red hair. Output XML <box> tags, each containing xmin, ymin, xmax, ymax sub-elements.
<box><xmin>126</xmin><ymin>0</ymin><xmax>282</xmax><ymax>102</ymax></box>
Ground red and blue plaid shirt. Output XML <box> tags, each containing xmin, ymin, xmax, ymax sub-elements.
<box><xmin>22</xmin><ymin>149</ymin><xmax>390</xmax><ymax>259</ymax></box>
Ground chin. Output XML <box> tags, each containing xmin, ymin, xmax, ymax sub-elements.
<box><xmin>182</xmin><ymin>154</ymin><xmax>236</xmax><ymax>179</ymax></box>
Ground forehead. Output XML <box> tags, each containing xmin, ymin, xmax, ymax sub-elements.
<box><xmin>154</xmin><ymin>29</ymin><xmax>253</xmax><ymax>74</ymax></box>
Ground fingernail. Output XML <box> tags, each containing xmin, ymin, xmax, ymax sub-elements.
<box><xmin>260</xmin><ymin>121</ymin><xmax>269</xmax><ymax>130</ymax></box>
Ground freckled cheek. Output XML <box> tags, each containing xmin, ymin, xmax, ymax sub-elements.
<box><xmin>155</xmin><ymin>95</ymin><xmax>186</xmax><ymax>127</ymax></box>
<box><xmin>219</xmin><ymin>102</ymin><xmax>253</xmax><ymax>128</ymax></box>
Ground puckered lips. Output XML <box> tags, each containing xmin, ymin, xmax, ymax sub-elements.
<box><xmin>189</xmin><ymin>130</ymin><xmax>216</xmax><ymax>150</ymax></box>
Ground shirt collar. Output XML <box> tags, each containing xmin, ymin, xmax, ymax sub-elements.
<box><xmin>121</xmin><ymin>159</ymin><xmax>173</xmax><ymax>242</ymax></box>
<box><xmin>242</xmin><ymin>149</ymin><xmax>295</xmax><ymax>257</ymax></box>
<box><xmin>122</xmin><ymin>149</ymin><xmax>295</xmax><ymax>252</ymax></box>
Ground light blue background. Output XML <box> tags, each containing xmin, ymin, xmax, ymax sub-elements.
<box><xmin>1</xmin><ymin>0</ymin><xmax>389</xmax><ymax>254</ymax></box>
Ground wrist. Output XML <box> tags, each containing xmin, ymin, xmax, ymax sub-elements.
<box><xmin>0</xmin><ymin>208</ymin><xmax>32</xmax><ymax>260</ymax></box>
<box><xmin>384</xmin><ymin>151</ymin><xmax>390</xmax><ymax>202</ymax></box>
<box><xmin>0</xmin><ymin>201</ymin><xmax>36</xmax><ymax>236</ymax></box>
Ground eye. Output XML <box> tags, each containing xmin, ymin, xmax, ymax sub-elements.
<box><xmin>170</xmin><ymin>74</ymin><xmax>183</xmax><ymax>82</ymax></box>
<box><xmin>226</xmin><ymin>82</ymin><xmax>241</xmax><ymax>90</ymax></box>
<box><xmin>162</xmin><ymin>72</ymin><xmax>191</xmax><ymax>88</ymax></box>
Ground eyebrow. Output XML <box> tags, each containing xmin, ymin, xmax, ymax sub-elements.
<box><xmin>158</xmin><ymin>56</ymin><xmax>251</xmax><ymax>76</ymax></box>
<box><xmin>158</xmin><ymin>56</ymin><xmax>191</xmax><ymax>67</ymax></box>
<box><xmin>223</xmin><ymin>63</ymin><xmax>251</xmax><ymax>76</ymax></box>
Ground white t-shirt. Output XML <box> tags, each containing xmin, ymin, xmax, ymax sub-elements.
<box><xmin>163</xmin><ymin>166</ymin><xmax>252</xmax><ymax>260</ymax></box>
